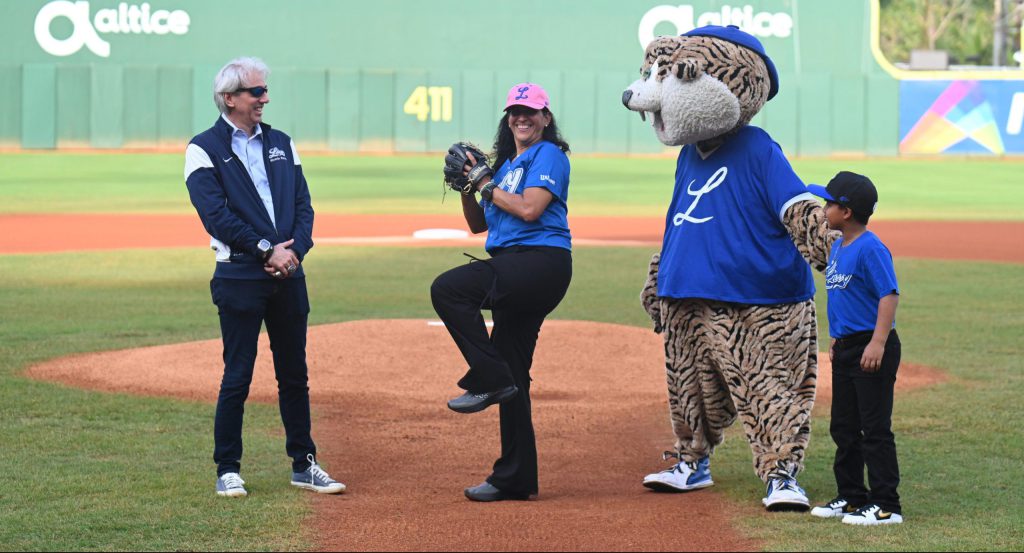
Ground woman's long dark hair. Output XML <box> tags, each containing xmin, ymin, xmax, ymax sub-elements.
<box><xmin>491</xmin><ymin>108</ymin><xmax>571</xmax><ymax>170</ymax></box>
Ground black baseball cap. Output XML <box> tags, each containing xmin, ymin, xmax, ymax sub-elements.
<box><xmin>807</xmin><ymin>171</ymin><xmax>878</xmax><ymax>217</ymax></box>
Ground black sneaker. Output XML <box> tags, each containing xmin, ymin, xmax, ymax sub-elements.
<box><xmin>464</xmin><ymin>482</ymin><xmax>529</xmax><ymax>502</ymax></box>
<box><xmin>810</xmin><ymin>497</ymin><xmax>859</xmax><ymax>519</ymax></box>
<box><xmin>447</xmin><ymin>386</ymin><xmax>518</xmax><ymax>414</ymax></box>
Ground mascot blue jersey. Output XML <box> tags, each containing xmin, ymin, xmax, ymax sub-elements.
<box><xmin>483</xmin><ymin>140</ymin><xmax>572</xmax><ymax>253</ymax></box>
<box><xmin>658</xmin><ymin>126</ymin><xmax>816</xmax><ymax>304</ymax></box>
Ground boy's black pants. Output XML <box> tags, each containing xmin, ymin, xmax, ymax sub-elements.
<box><xmin>830</xmin><ymin>329</ymin><xmax>902</xmax><ymax>514</ymax></box>
<box><xmin>430</xmin><ymin>246</ymin><xmax>572</xmax><ymax>496</ymax></box>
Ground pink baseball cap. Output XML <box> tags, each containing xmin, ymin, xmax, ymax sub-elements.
<box><xmin>505</xmin><ymin>82</ymin><xmax>550</xmax><ymax>111</ymax></box>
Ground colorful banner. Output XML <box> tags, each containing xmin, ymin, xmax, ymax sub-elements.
<box><xmin>900</xmin><ymin>80</ymin><xmax>1024</xmax><ymax>155</ymax></box>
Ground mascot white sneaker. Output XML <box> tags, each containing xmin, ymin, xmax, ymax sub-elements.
<box><xmin>623</xmin><ymin>25</ymin><xmax>838</xmax><ymax>511</ymax></box>
<box><xmin>642</xmin><ymin>454</ymin><xmax>713</xmax><ymax>493</ymax></box>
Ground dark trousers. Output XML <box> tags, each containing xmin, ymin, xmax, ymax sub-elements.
<box><xmin>430</xmin><ymin>246</ymin><xmax>572</xmax><ymax>495</ymax></box>
<box><xmin>211</xmin><ymin>277</ymin><xmax>316</xmax><ymax>476</ymax></box>
<box><xmin>830</xmin><ymin>329</ymin><xmax>902</xmax><ymax>514</ymax></box>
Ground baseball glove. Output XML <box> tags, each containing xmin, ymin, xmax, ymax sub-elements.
<box><xmin>443</xmin><ymin>142</ymin><xmax>493</xmax><ymax>195</ymax></box>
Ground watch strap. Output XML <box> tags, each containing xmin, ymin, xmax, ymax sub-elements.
<box><xmin>480</xmin><ymin>182</ymin><xmax>498</xmax><ymax>202</ymax></box>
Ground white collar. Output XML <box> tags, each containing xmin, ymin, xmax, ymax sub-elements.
<box><xmin>221</xmin><ymin>113</ymin><xmax>262</xmax><ymax>138</ymax></box>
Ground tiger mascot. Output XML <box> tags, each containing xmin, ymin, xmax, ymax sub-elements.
<box><xmin>621</xmin><ymin>25</ymin><xmax>838</xmax><ymax>510</ymax></box>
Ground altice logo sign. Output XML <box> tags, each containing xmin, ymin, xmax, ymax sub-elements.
<box><xmin>639</xmin><ymin>4</ymin><xmax>793</xmax><ymax>49</ymax></box>
<box><xmin>34</xmin><ymin>1</ymin><xmax>191</xmax><ymax>58</ymax></box>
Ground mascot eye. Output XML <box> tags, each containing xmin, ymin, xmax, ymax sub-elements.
<box><xmin>641</xmin><ymin>68</ymin><xmax>652</xmax><ymax>80</ymax></box>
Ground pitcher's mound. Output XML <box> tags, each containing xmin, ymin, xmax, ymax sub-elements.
<box><xmin>26</xmin><ymin>319</ymin><xmax>943</xmax><ymax>551</ymax></box>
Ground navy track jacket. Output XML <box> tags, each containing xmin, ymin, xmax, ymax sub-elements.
<box><xmin>185</xmin><ymin>117</ymin><xmax>314</xmax><ymax>279</ymax></box>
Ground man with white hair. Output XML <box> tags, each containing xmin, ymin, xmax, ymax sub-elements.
<box><xmin>185</xmin><ymin>57</ymin><xmax>345</xmax><ymax>498</ymax></box>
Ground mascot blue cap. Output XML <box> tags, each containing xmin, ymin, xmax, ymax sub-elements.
<box><xmin>682</xmin><ymin>24</ymin><xmax>780</xmax><ymax>101</ymax></box>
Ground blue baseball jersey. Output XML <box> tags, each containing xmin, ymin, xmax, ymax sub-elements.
<box><xmin>824</xmin><ymin>231</ymin><xmax>899</xmax><ymax>338</ymax></box>
<box><xmin>483</xmin><ymin>140</ymin><xmax>572</xmax><ymax>252</ymax></box>
<box><xmin>658</xmin><ymin>126</ymin><xmax>817</xmax><ymax>303</ymax></box>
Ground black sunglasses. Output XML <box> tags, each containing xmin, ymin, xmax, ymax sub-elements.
<box><xmin>234</xmin><ymin>86</ymin><xmax>268</xmax><ymax>97</ymax></box>
<box><xmin>507</xmin><ymin>105</ymin><xmax>541</xmax><ymax>117</ymax></box>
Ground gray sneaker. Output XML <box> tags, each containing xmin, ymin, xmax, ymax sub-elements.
<box><xmin>291</xmin><ymin>454</ymin><xmax>346</xmax><ymax>494</ymax></box>
<box><xmin>216</xmin><ymin>472</ymin><xmax>248</xmax><ymax>497</ymax></box>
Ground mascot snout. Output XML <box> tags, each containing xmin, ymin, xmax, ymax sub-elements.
<box><xmin>623</xmin><ymin>69</ymin><xmax>739</xmax><ymax>146</ymax></box>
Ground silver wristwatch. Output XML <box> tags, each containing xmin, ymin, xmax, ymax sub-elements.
<box><xmin>257</xmin><ymin>239</ymin><xmax>273</xmax><ymax>262</ymax></box>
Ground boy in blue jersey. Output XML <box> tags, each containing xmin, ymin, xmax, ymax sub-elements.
<box><xmin>806</xmin><ymin>172</ymin><xmax>904</xmax><ymax>526</ymax></box>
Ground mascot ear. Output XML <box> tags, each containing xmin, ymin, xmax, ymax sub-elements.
<box><xmin>671</xmin><ymin>57</ymin><xmax>705</xmax><ymax>81</ymax></box>
<box><xmin>642</xmin><ymin>36</ymin><xmax>684</xmax><ymax>82</ymax></box>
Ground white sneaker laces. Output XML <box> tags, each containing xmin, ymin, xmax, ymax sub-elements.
<box><xmin>854</xmin><ymin>504</ymin><xmax>880</xmax><ymax>517</ymax></box>
<box><xmin>306</xmin><ymin>454</ymin><xmax>336</xmax><ymax>483</ymax></box>
<box><xmin>767</xmin><ymin>474</ymin><xmax>802</xmax><ymax>495</ymax></box>
<box><xmin>221</xmin><ymin>473</ymin><xmax>245</xmax><ymax>489</ymax></box>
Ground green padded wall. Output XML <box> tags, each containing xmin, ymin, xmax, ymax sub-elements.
<box><xmin>561</xmin><ymin>71</ymin><xmax>598</xmax><ymax>154</ymax></box>
<box><xmin>327</xmin><ymin>70</ymin><xmax>360</xmax><ymax>151</ymax></box>
<box><xmin>90</xmin><ymin>65</ymin><xmax>123</xmax><ymax>148</ymax></box>
<box><xmin>394</xmin><ymin>70</ymin><xmax>428</xmax><ymax>153</ymax></box>
<box><xmin>21</xmin><ymin>64</ymin><xmax>56</xmax><ymax>149</ymax></box>
<box><xmin>832</xmin><ymin>75</ymin><xmax>868</xmax><ymax>154</ymax></box>
<box><xmin>157</xmin><ymin>67</ymin><xmax>193</xmax><ymax>148</ymax></box>
<box><xmin>0</xmin><ymin>66</ymin><xmax>21</xmax><ymax>147</ymax></box>
<box><xmin>762</xmin><ymin>73</ymin><xmax>799</xmax><ymax>155</ymax></box>
<box><xmin>797</xmin><ymin>74</ymin><xmax>833</xmax><ymax>157</ymax></box>
<box><xmin>0</xmin><ymin>0</ymin><xmax>907</xmax><ymax>155</ymax></box>
<box><xmin>359</xmin><ymin>71</ymin><xmax>395</xmax><ymax>153</ymax></box>
<box><xmin>866</xmin><ymin>74</ymin><xmax>900</xmax><ymax>156</ymax></box>
<box><xmin>124</xmin><ymin>66</ymin><xmax>159</xmax><ymax>147</ymax></box>
<box><xmin>56</xmin><ymin>65</ymin><xmax>90</xmax><ymax>148</ymax></box>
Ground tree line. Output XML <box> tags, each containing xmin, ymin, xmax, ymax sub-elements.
<box><xmin>881</xmin><ymin>0</ymin><xmax>1024</xmax><ymax>67</ymax></box>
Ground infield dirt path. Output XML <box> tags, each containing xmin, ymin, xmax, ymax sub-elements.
<box><xmin>2</xmin><ymin>213</ymin><xmax>1023</xmax><ymax>263</ymax></box>
<box><xmin>28</xmin><ymin>320</ymin><xmax>946</xmax><ymax>551</ymax></box>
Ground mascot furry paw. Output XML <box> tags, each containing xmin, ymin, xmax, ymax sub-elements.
<box><xmin>624</xmin><ymin>25</ymin><xmax>838</xmax><ymax>511</ymax></box>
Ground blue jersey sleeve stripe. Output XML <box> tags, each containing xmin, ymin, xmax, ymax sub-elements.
<box><xmin>779</xmin><ymin>193</ymin><xmax>817</xmax><ymax>222</ymax></box>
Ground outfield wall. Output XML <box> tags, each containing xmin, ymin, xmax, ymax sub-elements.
<box><xmin>0</xmin><ymin>1</ymin><xmax>1021</xmax><ymax>155</ymax></box>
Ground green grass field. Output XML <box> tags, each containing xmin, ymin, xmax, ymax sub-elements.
<box><xmin>0</xmin><ymin>153</ymin><xmax>1022</xmax><ymax>551</ymax></box>
<box><xmin>2</xmin><ymin>152</ymin><xmax>1023</xmax><ymax>220</ymax></box>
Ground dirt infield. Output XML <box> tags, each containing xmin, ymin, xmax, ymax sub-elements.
<box><xmin>27</xmin><ymin>319</ymin><xmax>945</xmax><ymax>551</ymax></box>
<box><xmin>3</xmin><ymin>213</ymin><xmax>1023</xmax><ymax>262</ymax></box>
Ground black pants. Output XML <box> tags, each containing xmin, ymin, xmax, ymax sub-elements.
<box><xmin>210</xmin><ymin>277</ymin><xmax>316</xmax><ymax>476</ymax></box>
<box><xmin>830</xmin><ymin>329</ymin><xmax>902</xmax><ymax>514</ymax></box>
<box><xmin>430</xmin><ymin>246</ymin><xmax>572</xmax><ymax>495</ymax></box>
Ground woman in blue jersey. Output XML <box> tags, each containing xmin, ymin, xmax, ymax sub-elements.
<box><xmin>430</xmin><ymin>82</ymin><xmax>573</xmax><ymax>502</ymax></box>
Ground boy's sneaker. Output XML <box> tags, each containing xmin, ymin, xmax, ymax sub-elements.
<box><xmin>642</xmin><ymin>455</ymin><xmax>713</xmax><ymax>492</ymax></box>
<box><xmin>842</xmin><ymin>504</ymin><xmax>903</xmax><ymax>526</ymax></box>
<box><xmin>762</xmin><ymin>475</ymin><xmax>810</xmax><ymax>511</ymax></box>
<box><xmin>811</xmin><ymin>497</ymin><xmax>859</xmax><ymax>518</ymax></box>
<box><xmin>291</xmin><ymin>454</ymin><xmax>346</xmax><ymax>494</ymax></box>
<box><xmin>216</xmin><ymin>472</ymin><xmax>248</xmax><ymax>497</ymax></box>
